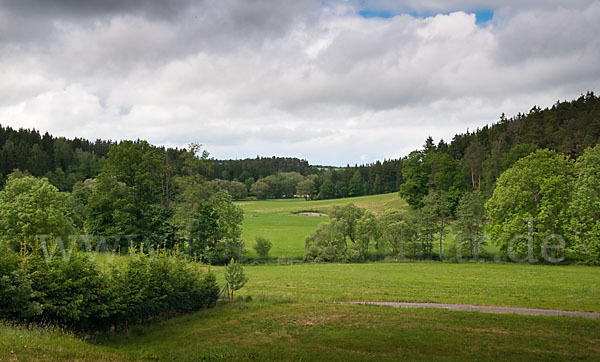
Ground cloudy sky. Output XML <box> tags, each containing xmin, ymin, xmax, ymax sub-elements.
<box><xmin>1</xmin><ymin>0</ymin><xmax>599</xmax><ymax>165</ymax></box>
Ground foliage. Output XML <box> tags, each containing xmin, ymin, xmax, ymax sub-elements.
<box><xmin>377</xmin><ymin>210</ymin><xmax>416</xmax><ymax>260</ymax></box>
<box><xmin>0</xmin><ymin>246</ymin><xmax>42</xmax><ymax>319</ymax></box>
<box><xmin>0</xmin><ymin>245</ymin><xmax>219</xmax><ymax>331</ymax></box>
<box><xmin>355</xmin><ymin>212</ymin><xmax>377</xmax><ymax>261</ymax></box>
<box><xmin>223</xmin><ymin>258</ymin><xmax>248</xmax><ymax>301</ymax></box>
<box><xmin>328</xmin><ymin>203</ymin><xmax>366</xmax><ymax>244</ymax></box>
<box><xmin>568</xmin><ymin>145</ymin><xmax>600</xmax><ymax>265</ymax></box>
<box><xmin>348</xmin><ymin>170</ymin><xmax>366</xmax><ymax>197</ymax></box>
<box><xmin>84</xmin><ymin>173</ymin><xmax>136</xmax><ymax>240</ymax></box>
<box><xmin>318</xmin><ymin>179</ymin><xmax>335</xmax><ymax>199</ymax></box>
<box><xmin>502</xmin><ymin>143</ymin><xmax>539</xmax><ymax>170</ymax></box>
<box><xmin>189</xmin><ymin>190</ymin><xmax>245</xmax><ymax>264</ymax></box>
<box><xmin>209</xmin><ymin>179</ymin><xmax>247</xmax><ymax>200</ymax></box>
<box><xmin>296</xmin><ymin>178</ymin><xmax>317</xmax><ymax>200</ymax></box>
<box><xmin>398</xmin><ymin>151</ymin><xmax>428</xmax><ymax>208</ymax></box>
<box><xmin>485</xmin><ymin>149</ymin><xmax>574</xmax><ymax>262</ymax></box>
<box><xmin>0</xmin><ymin>175</ymin><xmax>75</xmax><ymax>251</ymax></box>
<box><xmin>253</xmin><ymin>236</ymin><xmax>272</xmax><ymax>259</ymax></box>
<box><xmin>304</xmin><ymin>220</ymin><xmax>348</xmax><ymax>262</ymax></box>
<box><xmin>454</xmin><ymin>191</ymin><xmax>486</xmax><ymax>260</ymax></box>
<box><xmin>422</xmin><ymin>190</ymin><xmax>451</xmax><ymax>261</ymax></box>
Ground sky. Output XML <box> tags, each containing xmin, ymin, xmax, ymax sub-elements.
<box><xmin>1</xmin><ymin>0</ymin><xmax>599</xmax><ymax>166</ymax></box>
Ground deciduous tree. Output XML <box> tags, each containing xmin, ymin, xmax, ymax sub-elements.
<box><xmin>485</xmin><ymin>149</ymin><xmax>574</xmax><ymax>262</ymax></box>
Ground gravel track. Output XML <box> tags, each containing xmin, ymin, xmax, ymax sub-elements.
<box><xmin>341</xmin><ymin>301</ymin><xmax>600</xmax><ymax>319</ymax></box>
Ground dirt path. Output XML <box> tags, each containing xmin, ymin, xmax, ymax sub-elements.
<box><xmin>341</xmin><ymin>301</ymin><xmax>600</xmax><ymax>319</ymax></box>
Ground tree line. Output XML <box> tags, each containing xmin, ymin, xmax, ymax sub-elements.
<box><xmin>306</xmin><ymin>146</ymin><xmax>600</xmax><ymax>265</ymax></box>
<box><xmin>0</xmin><ymin>125</ymin><xmax>403</xmax><ymax>201</ymax></box>
<box><xmin>305</xmin><ymin>92</ymin><xmax>600</xmax><ymax>265</ymax></box>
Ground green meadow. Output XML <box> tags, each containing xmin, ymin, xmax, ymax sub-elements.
<box><xmin>2</xmin><ymin>262</ymin><xmax>599</xmax><ymax>361</ymax></box>
<box><xmin>238</xmin><ymin>193</ymin><xmax>409</xmax><ymax>258</ymax></box>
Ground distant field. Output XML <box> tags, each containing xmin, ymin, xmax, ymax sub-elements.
<box><xmin>2</xmin><ymin>262</ymin><xmax>599</xmax><ymax>361</ymax></box>
<box><xmin>237</xmin><ymin>193</ymin><xmax>409</xmax><ymax>258</ymax></box>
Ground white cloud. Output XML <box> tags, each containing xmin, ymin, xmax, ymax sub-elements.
<box><xmin>0</xmin><ymin>1</ymin><xmax>599</xmax><ymax>165</ymax></box>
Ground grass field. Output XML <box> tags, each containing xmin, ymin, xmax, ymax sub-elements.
<box><xmin>230</xmin><ymin>263</ymin><xmax>600</xmax><ymax>312</ymax></box>
<box><xmin>2</xmin><ymin>262</ymin><xmax>599</xmax><ymax>361</ymax></box>
<box><xmin>238</xmin><ymin>193</ymin><xmax>409</xmax><ymax>258</ymax></box>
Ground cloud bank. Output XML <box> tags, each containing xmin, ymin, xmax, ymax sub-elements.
<box><xmin>1</xmin><ymin>0</ymin><xmax>599</xmax><ymax>165</ymax></box>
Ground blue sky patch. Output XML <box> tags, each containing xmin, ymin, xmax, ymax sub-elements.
<box><xmin>358</xmin><ymin>9</ymin><xmax>395</xmax><ymax>19</ymax></box>
<box><xmin>357</xmin><ymin>8</ymin><xmax>494</xmax><ymax>26</ymax></box>
<box><xmin>474</xmin><ymin>10</ymin><xmax>494</xmax><ymax>24</ymax></box>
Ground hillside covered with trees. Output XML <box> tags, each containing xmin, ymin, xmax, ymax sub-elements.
<box><xmin>1</xmin><ymin>92</ymin><xmax>600</xmax><ymax>267</ymax></box>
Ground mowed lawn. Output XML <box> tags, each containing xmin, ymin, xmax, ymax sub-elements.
<box><xmin>238</xmin><ymin>193</ymin><xmax>409</xmax><ymax>258</ymax></box>
<box><xmin>2</xmin><ymin>262</ymin><xmax>600</xmax><ymax>361</ymax></box>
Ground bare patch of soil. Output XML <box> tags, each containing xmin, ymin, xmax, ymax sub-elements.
<box><xmin>341</xmin><ymin>301</ymin><xmax>600</xmax><ymax>319</ymax></box>
<box><xmin>297</xmin><ymin>212</ymin><xmax>328</xmax><ymax>217</ymax></box>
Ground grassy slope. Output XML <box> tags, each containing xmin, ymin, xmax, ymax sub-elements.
<box><xmin>0</xmin><ymin>323</ymin><xmax>128</xmax><ymax>361</ymax></box>
<box><xmin>238</xmin><ymin>193</ymin><xmax>409</xmax><ymax>258</ymax></box>
<box><xmin>3</xmin><ymin>262</ymin><xmax>599</xmax><ymax>361</ymax></box>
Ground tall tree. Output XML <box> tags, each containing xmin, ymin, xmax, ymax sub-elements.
<box><xmin>568</xmin><ymin>145</ymin><xmax>600</xmax><ymax>265</ymax></box>
<box><xmin>455</xmin><ymin>191</ymin><xmax>486</xmax><ymax>260</ymax></box>
<box><xmin>0</xmin><ymin>175</ymin><xmax>75</xmax><ymax>251</ymax></box>
<box><xmin>329</xmin><ymin>203</ymin><xmax>366</xmax><ymax>245</ymax></box>
<box><xmin>378</xmin><ymin>210</ymin><xmax>415</xmax><ymax>261</ymax></box>
<box><xmin>348</xmin><ymin>170</ymin><xmax>365</xmax><ymax>197</ymax></box>
<box><xmin>356</xmin><ymin>212</ymin><xmax>377</xmax><ymax>261</ymax></box>
<box><xmin>423</xmin><ymin>136</ymin><xmax>436</xmax><ymax>155</ymax></box>
<box><xmin>422</xmin><ymin>190</ymin><xmax>451</xmax><ymax>261</ymax></box>
<box><xmin>318</xmin><ymin>180</ymin><xmax>335</xmax><ymax>200</ymax></box>
<box><xmin>485</xmin><ymin>149</ymin><xmax>574</xmax><ymax>262</ymax></box>
<box><xmin>296</xmin><ymin>178</ymin><xmax>317</xmax><ymax>200</ymax></box>
<box><xmin>398</xmin><ymin>151</ymin><xmax>429</xmax><ymax>208</ymax></box>
<box><xmin>462</xmin><ymin>139</ymin><xmax>485</xmax><ymax>191</ymax></box>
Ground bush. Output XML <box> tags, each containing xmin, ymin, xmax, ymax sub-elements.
<box><xmin>26</xmin><ymin>250</ymin><xmax>112</xmax><ymax>329</ymax></box>
<box><xmin>0</xmin><ymin>247</ymin><xmax>42</xmax><ymax>320</ymax></box>
<box><xmin>0</xmin><ymin>244</ymin><xmax>219</xmax><ymax>331</ymax></box>
<box><xmin>253</xmin><ymin>237</ymin><xmax>272</xmax><ymax>259</ymax></box>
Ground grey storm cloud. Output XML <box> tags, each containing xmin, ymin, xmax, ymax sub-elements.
<box><xmin>0</xmin><ymin>0</ymin><xmax>193</xmax><ymax>18</ymax></box>
<box><xmin>1</xmin><ymin>0</ymin><xmax>599</xmax><ymax>165</ymax></box>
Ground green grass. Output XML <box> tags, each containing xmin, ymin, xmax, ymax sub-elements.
<box><xmin>100</xmin><ymin>302</ymin><xmax>600</xmax><ymax>361</ymax></box>
<box><xmin>3</xmin><ymin>262</ymin><xmax>599</xmax><ymax>361</ymax></box>
<box><xmin>0</xmin><ymin>322</ymin><xmax>128</xmax><ymax>361</ymax></box>
<box><xmin>238</xmin><ymin>193</ymin><xmax>408</xmax><ymax>258</ymax></box>
<box><xmin>231</xmin><ymin>262</ymin><xmax>600</xmax><ymax>312</ymax></box>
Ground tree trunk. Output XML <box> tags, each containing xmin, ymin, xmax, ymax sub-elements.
<box><xmin>439</xmin><ymin>217</ymin><xmax>444</xmax><ymax>261</ymax></box>
<box><xmin>164</xmin><ymin>150</ymin><xmax>170</xmax><ymax>209</ymax></box>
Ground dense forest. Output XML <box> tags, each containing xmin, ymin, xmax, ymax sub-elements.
<box><xmin>0</xmin><ymin>126</ymin><xmax>402</xmax><ymax>200</ymax></box>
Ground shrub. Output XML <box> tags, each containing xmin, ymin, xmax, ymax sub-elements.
<box><xmin>25</xmin><ymin>250</ymin><xmax>112</xmax><ymax>329</ymax></box>
<box><xmin>253</xmin><ymin>237</ymin><xmax>272</xmax><ymax>259</ymax></box>
<box><xmin>224</xmin><ymin>258</ymin><xmax>248</xmax><ymax>301</ymax></box>
<box><xmin>0</xmin><ymin>247</ymin><xmax>41</xmax><ymax>320</ymax></box>
<box><xmin>0</xmin><ymin>244</ymin><xmax>219</xmax><ymax>331</ymax></box>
